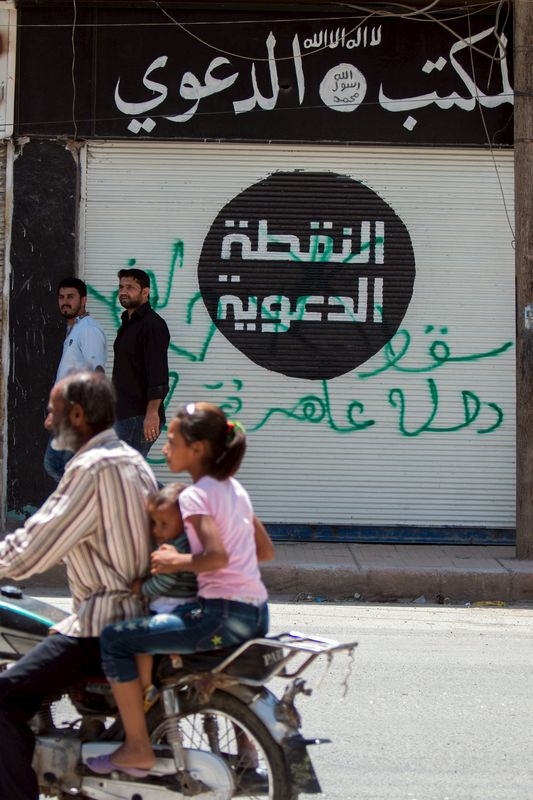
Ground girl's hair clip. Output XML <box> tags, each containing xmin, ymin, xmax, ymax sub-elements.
<box><xmin>227</xmin><ymin>419</ymin><xmax>245</xmax><ymax>435</ymax></box>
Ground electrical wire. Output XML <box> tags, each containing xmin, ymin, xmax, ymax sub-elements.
<box><xmin>14</xmin><ymin>0</ymin><xmax>512</xmax><ymax>65</ymax></box>
<box><xmin>71</xmin><ymin>0</ymin><xmax>77</xmax><ymax>139</ymax></box>
<box><xmin>11</xmin><ymin>0</ymin><xmax>517</xmax><ymax>149</ymax></box>
<box><xmin>11</xmin><ymin>89</ymin><xmax>516</xmax><ymax>128</ymax></box>
<box><xmin>486</xmin><ymin>0</ymin><xmax>510</xmax><ymax>88</ymax></box>
<box><xmin>340</xmin><ymin>1</ymin><xmax>508</xmax><ymax>60</ymax></box>
<box><xmin>153</xmin><ymin>0</ymin><xmax>510</xmax><ymax>64</ymax></box>
<box><xmin>153</xmin><ymin>0</ymin><xmax>383</xmax><ymax>61</ymax></box>
<box><xmin>13</xmin><ymin>1</ymin><xmax>505</xmax><ymax>28</ymax></box>
<box><xmin>466</xmin><ymin>1</ymin><xmax>515</xmax><ymax>241</ymax></box>
<box><xmin>15</xmin><ymin>1</ymin><xmax>518</xmax><ymax>267</ymax></box>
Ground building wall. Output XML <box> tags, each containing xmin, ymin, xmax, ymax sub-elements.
<box><xmin>81</xmin><ymin>140</ymin><xmax>515</xmax><ymax>540</ymax></box>
<box><xmin>6</xmin><ymin>3</ymin><xmax>516</xmax><ymax>541</ymax></box>
<box><xmin>0</xmin><ymin>141</ymin><xmax>8</xmax><ymax>525</ymax></box>
<box><xmin>7</xmin><ymin>140</ymin><xmax>78</xmax><ymax>518</ymax></box>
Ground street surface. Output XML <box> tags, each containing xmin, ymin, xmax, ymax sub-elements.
<box><xmin>34</xmin><ymin>593</ymin><xmax>533</xmax><ymax>800</ymax></box>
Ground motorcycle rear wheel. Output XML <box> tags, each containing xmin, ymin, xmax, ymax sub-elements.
<box><xmin>148</xmin><ymin>689</ymin><xmax>295</xmax><ymax>800</ymax></box>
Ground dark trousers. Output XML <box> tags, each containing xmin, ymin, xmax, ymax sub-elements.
<box><xmin>0</xmin><ymin>634</ymin><xmax>102</xmax><ymax>800</ymax></box>
<box><xmin>114</xmin><ymin>415</ymin><xmax>154</xmax><ymax>458</ymax></box>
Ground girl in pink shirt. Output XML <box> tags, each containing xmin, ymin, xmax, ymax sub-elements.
<box><xmin>89</xmin><ymin>401</ymin><xmax>274</xmax><ymax>776</ymax></box>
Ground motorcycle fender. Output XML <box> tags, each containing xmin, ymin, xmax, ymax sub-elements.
<box><xmin>33</xmin><ymin>735</ymin><xmax>82</xmax><ymax>792</ymax></box>
<box><xmin>221</xmin><ymin>687</ymin><xmax>322</xmax><ymax>795</ymax></box>
<box><xmin>223</xmin><ymin>684</ymin><xmax>295</xmax><ymax>744</ymax></box>
<box><xmin>284</xmin><ymin>734</ymin><xmax>322</xmax><ymax>794</ymax></box>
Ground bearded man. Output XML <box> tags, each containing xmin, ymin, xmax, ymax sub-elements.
<box><xmin>44</xmin><ymin>277</ymin><xmax>107</xmax><ymax>482</ymax></box>
<box><xmin>0</xmin><ymin>371</ymin><xmax>157</xmax><ymax>800</ymax></box>
<box><xmin>112</xmin><ymin>268</ymin><xmax>170</xmax><ymax>458</ymax></box>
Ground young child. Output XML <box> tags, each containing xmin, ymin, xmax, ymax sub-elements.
<box><xmin>134</xmin><ymin>483</ymin><xmax>197</xmax><ymax>712</ymax></box>
<box><xmin>89</xmin><ymin>402</ymin><xmax>274</xmax><ymax>776</ymax></box>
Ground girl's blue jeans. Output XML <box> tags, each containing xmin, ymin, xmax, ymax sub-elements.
<box><xmin>100</xmin><ymin>598</ymin><xmax>269</xmax><ymax>683</ymax></box>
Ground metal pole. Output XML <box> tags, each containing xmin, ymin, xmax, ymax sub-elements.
<box><xmin>514</xmin><ymin>0</ymin><xmax>533</xmax><ymax>557</ymax></box>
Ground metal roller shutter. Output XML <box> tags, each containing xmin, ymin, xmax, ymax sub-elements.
<box><xmin>81</xmin><ymin>141</ymin><xmax>514</xmax><ymax>535</ymax></box>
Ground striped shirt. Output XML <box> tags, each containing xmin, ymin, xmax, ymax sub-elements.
<box><xmin>0</xmin><ymin>429</ymin><xmax>157</xmax><ymax>636</ymax></box>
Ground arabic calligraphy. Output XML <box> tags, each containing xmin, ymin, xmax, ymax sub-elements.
<box><xmin>114</xmin><ymin>24</ymin><xmax>513</xmax><ymax>136</ymax></box>
<box><xmin>246</xmin><ymin>332</ymin><xmax>509</xmax><ymax>436</ymax></box>
<box><xmin>389</xmin><ymin>378</ymin><xmax>504</xmax><ymax>436</ymax></box>
<box><xmin>233</xmin><ymin>32</ymin><xmax>278</xmax><ymax>115</ymax></box>
<box><xmin>166</xmin><ymin>56</ymin><xmax>239</xmax><ymax>124</ymax></box>
<box><xmin>204</xmin><ymin>378</ymin><xmax>244</xmax><ymax>417</ymax></box>
<box><xmin>118</xmin><ymin>32</ymin><xmax>303</xmax><ymax>133</ymax></box>
<box><xmin>86</xmin><ymin>237</ymin><xmax>511</xmax><ymax>442</ymax></box>
<box><xmin>358</xmin><ymin>325</ymin><xmax>514</xmax><ymax>379</ymax></box>
<box><xmin>249</xmin><ymin>379</ymin><xmax>376</xmax><ymax>434</ymax></box>
<box><xmin>319</xmin><ymin>64</ymin><xmax>367</xmax><ymax>113</ymax></box>
<box><xmin>379</xmin><ymin>27</ymin><xmax>512</xmax><ymax>130</ymax></box>
<box><xmin>200</xmin><ymin>171</ymin><xmax>415</xmax><ymax>379</ymax></box>
<box><xmin>217</xmin><ymin>284</ymin><xmax>383</xmax><ymax>333</ymax></box>
<box><xmin>220</xmin><ymin>218</ymin><xmax>384</xmax><ymax>263</ymax></box>
<box><xmin>303</xmin><ymin>25</ymin><xmax>382</xmax><ymax>50</ymax></box>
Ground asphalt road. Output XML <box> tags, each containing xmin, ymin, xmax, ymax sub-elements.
<box><xmin>34</xmin><ymin>594</ymin><xmax>533</xmax><ymax>800</ymax></box>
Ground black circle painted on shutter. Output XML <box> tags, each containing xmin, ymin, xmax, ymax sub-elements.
<box><xmin>198</xmin><ymin>171</ymin><xmax>415</xmax><ymax>380</ymax></box>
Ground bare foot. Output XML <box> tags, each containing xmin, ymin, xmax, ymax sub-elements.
<box><xmin>108</xmin><ymin>743</ymin><xmax>156</xmax><ymax>770</ymax></box>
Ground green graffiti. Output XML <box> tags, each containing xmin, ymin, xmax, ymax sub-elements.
<box><xmin>184</xmin><ymin>292</ymin><xmax>217</xmax><ymax>362</ymax></box>
<box><xmin>87</xmin><ymin>240</ymin><xmax>216</xmax><ymax>370</ymax></box>
<box><xmin>389</xmin><ymin>378</ymin><xmax>504</xmax><ymax>437</ymax></box>
<box><xmin>147</xmin><ymin>370</ymin><xmax>180</xmax><ymax>465</ymax></box>
<box><xmin>86</xmin><ymin>240</ymin><xmax>217</xmax><ymax>465</ymax></box>
<box><xmin>250</xmin><ymin>379</ymin><xmax>375</xmax><ymax>433</ymax></box>
<box><xmin>359</xmin><ymin>326</ymin><xmax>513</xmax><ymax>379</ymax></box>
<box><xmin>203</xmin><ymin>378</ymin><xmax>243</xmax><ymax>416</ymax></box>
<box><xmin>87</xmin><ymin>240</ymin><xmax>217</xmax><ymax>367</ymax></box>
<box><xmin>87</xmin><ymin>239</ymin><xmax>512</xmax><ymax>443</ymax></box>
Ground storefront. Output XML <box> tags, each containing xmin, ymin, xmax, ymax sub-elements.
<box><xmin>7</xmin><ymin>3</ymin><xmax>516</xmax><ymax>542</ymax></box>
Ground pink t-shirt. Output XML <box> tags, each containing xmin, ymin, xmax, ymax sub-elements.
<box><xmin>179</xmin><ymin>476</ymin><xmax>268</xmax><ymax>603</ymax></box>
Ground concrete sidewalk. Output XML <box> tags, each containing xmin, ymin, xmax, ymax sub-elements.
<box><xmin>261</xmin><ymin>543</ymin><xmax>533</xmax><ymax>603</ymax></box>
<box><xmin>12</xmin><ymin>542</ymin><xmax>533</xmax><ymax>604</ymax></box>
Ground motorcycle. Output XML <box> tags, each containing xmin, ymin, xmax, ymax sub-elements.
<box><xmin>0</xmin><ymin>583</ymin><xmax>357</xmax><ymax>800</ymax></box>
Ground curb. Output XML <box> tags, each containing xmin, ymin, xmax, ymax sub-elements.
<box><xmin>259</xmin><ymin>562</ymin><xmax>533</xmax><ymax>603</ymax></box>
<box><xmin>8</xmin><ymin>553</ymin><xmax>533</xmax><ymax>604</ymax></box>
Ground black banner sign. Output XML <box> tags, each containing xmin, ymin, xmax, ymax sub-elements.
<box><xmin>198</xmin><ymin>172</ymin><xmax>415</xmax><ymax>380</ymax></box>
<box><xmin>17</xmin><ymin>7</ymin><xmax>513</xmax><ymax>146</ymax></box>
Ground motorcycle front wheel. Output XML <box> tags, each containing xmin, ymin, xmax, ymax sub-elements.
<box><xmin>147</xmin><ymin>689</ymin><xmax>294</xmax><ymax>800</ymax></box>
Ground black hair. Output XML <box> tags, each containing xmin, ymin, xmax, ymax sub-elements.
<box><xmin>148</xmin><ymin>482</ymin><xmax>187</xmax><ymax>512</ymax></box>
<box><xmin>60</xmin><ymin>371</ymin><xmax>116</xmax><ymax>434</ymax></box>
<box><xmin>175</xmin><ymin>402</ymin><xmax>246</xmax><ymax>481</ymax></box>
<box><xmin>57</xmin><ymin>277</ymin><xmax>87</xmax><ymax>298</ymax></box>
<box><xmin>118</xmin><ymin>268</ymin><xmax>150</xmax><ymax>290</ymax></box>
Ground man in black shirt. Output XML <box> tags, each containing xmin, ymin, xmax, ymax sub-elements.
<box><xmin>112</xmin><ymin>268</ymin><xmax>170</xmax><ymax>457</ymax></box>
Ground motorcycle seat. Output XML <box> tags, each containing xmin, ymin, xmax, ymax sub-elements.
<box><xmin>158</xmin><ymin>639</ymin><xmax>286</xmax><ymax>683</ymax></box>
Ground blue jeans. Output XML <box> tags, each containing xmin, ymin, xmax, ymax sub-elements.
<box><xmin>43</xmin><ymin>437</ymin><xmax>73</xmax><ymax>483</ymax></box>
<box><xmin>100</xmin><ymin>598</ymin><xmax>269</xmax><ymax>682</ymax></box>
<box><xmin>114</xmin><ymin>415</ymin><xmax>153</xmax><ymax>458</ymax></box>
